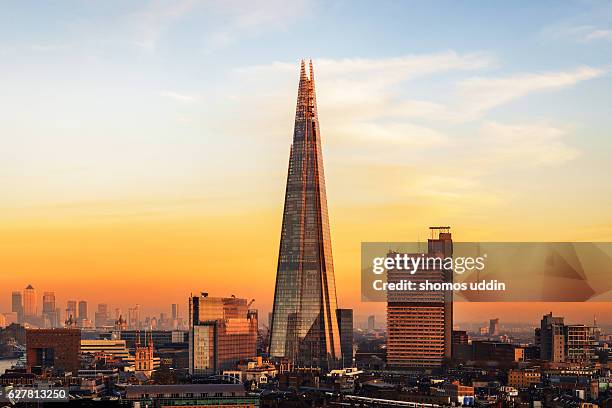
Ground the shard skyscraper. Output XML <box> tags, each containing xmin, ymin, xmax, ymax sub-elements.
<box><xmin>269</xmin><ymin>60</ymin><xmax>341</xmax><ymax>370</ymax></box>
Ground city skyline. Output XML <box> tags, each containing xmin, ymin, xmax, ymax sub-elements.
<box><xmin>2</xmin><ymin>1</ymin><xmax>612</xmax><ymax>324</ymax></box>
<box><xmin>4</xmin><ymin>282</ymin><xmax>612</xmax><ymax>329</ymax></box>
<box><xmin>1</xmin><ymin>3</ymin><xmax>611</xmax><ymax>406</ymax></box>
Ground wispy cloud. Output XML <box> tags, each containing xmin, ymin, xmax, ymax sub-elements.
<box><xmin>238</xmin><ymin>51</ymin><xmax>496</xmax><ymax>79</ymax></box>
<box><xmin>451</xmin><ymin>66</ymin><xmax>604</xmax><ymax>120</ymax></box>
<box><xmin>477</xmin><ymin>121</ymin><xmax>580</xmax><ymax>167</ymax></box>
<box><xmin>131</xmin><ymin>0</ymin><xmax>199</xmax><ymax>51</ymax></box>
<box><xmin>204</xmin><ymin>0</ymin><xmax>311</xmax><ymax>51</ymax></box>
<box><xmin>584</xmin><ymin>29</ymin><xmax>612</xmax><ymax>42</ymax></box>
<box><xmin>235</xmin><ymin>51</ymin><xmax>497</xmax><ymax>124</ymax></box>
<box><xmin>129</xmin><ymin>0</ymin><xmax>311</xmax><ymax>52</ymax></box>
<box><xmin>232</xmin><ymin>55</ymin><xmax>602</xmax><ymax>130</ymax></box>
<box><xmin>540</xmin><ymin>22</ymin><xmax>612</xmax><ymax>44</ymax></box>
<box><xmin>161</xmin><ymin>90</ymin><xmax>198</xmax><ymax>103</ymax></box>
<box><xmin>221</xmin><ymin>54</ymin><xmax>593</xmax><ymax>209</ymax></box>
<box><xmin>382</xmin><ymin>66</ymin><xmax>604</xmax><ymax>122</ymax></box>
<box><xmin>28</xmin><ymin>43</ymin><xmax>71</xmax><ymax>52</ymax></box>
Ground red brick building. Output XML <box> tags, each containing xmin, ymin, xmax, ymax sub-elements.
<box><xmin>26</xmin><ymin>328</ymin><xmax>81</xmax><ymax>374</ymax></box>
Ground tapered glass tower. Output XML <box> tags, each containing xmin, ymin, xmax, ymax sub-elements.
<box><xmin>269</xmin><ymin>60</ymin><xmax>341</xmax><ymax>370</ymax></box>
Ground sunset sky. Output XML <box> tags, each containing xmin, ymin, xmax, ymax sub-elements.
<box><xmin>2</xmin><ymin>1</ymin><xmax>612</xmax><ymax>325</ymax></box>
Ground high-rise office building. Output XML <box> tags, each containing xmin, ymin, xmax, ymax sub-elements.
<box><xmin>66</xmin><ymin>300</ymin><xmax>77</xmax><ymax>321</ymax></box>
<box><xmin>269</xmin><ymin>61</ymin><xmax>341</xmax><ymax>370</ymax></box>
<box><xmin>171</xmin><ymin>303</ymin><xmax>180</xmax><ymax>330</ymax></box>
<box><xmin>23</xmin><ymin>284</ymin><xmax>37</xmax><ymax>317</ymax></box>
<box><xmin>565</xmin><ymin>324</ymin><xmax>596</xmax><ymax>363</ymax></box>
<box><xmin>128</xmin><ymin>304</ymin><xmax>141</xmax><ymax>329</ymax></box>
<box><xmin>489</xmin><ymin>318</ymin><xmax>500</xmax><ymax>336</ymax></box>
<box><xmin>536</xmin><ymin>313</ymin><xmax>596</xmax><ymax>363</ymax></box>
<box><xmin>386</xmin><ymin>227</ymin><xmax>453</xmax><ymax>369</ymax></box>
<box><xmin>336</xmin><ymin>309</ymin><xmax>354</xmax><ymax>368</ymax></box>
<box><xmin>78</xmin><ymin>301</ymin><xmax>88</xmax><ymax>324</ymax></box>
<box><xmin>12</xmin><ymin>291</ymin><xmax>24</xmax><ymax>323</ymax></box>
<box><xmin>189</xmin><ymin>293</ymin><xmax>257</xmax><ymax>376</ymax></box>
<box><xmin>54</xmin><ymin>308</ymin><xmax>61</xmax><ymax>328</ymax></box>
<box><xmin>95</xmin><ymin>303</ymin><xmax>109</xmax><ymax>328</ymax></box>
<box><xmin>42</xmin><ymin>292</ymin><xmax>57</xmax><ymax>328</ymax></box>
<box><xmin>367</xmin><ymin>315</ymin><xmax>375</xmax><ymax>331</ymax></box>
<box><xmin>539</xmin><ymin>312</ymin><xmax>565</xmax><ymax>362</ymax></box>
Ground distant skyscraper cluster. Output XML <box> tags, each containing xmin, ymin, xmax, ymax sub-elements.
<box><xmin>2</xmin><ymin>285</ymin><xmax>185</xmax><ymax>331</ymax></box>
<box><xmin>8</xmin><ymin>285</ymin><xmax>53</xmax><ymax>328</ymax></box>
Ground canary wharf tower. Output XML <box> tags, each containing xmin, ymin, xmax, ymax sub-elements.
<box><xmin>269</xmin><ymin>60</ymin><xmax>341</xmax><ymax>370</ymax></box>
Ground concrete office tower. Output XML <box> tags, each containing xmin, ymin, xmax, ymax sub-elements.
<box><xmin>489</xmin><ymin>318</ymin><xmax>500</xmax><ymax>336</ymax></box>
<box><xmin>386</xmin><ymin>227</ymin><xmax>453</xmax><ymax>369</ymax></box>
<box><xmin>12</xmin><ymin>291</ymin><xmax>24</xmax><ymax>323</ymax></box>
<box><xmin>42</xmin><ymin>292</ymin><xmax>57</xmax><ymax>328</ymax></box>
<box><xmin>269</xmin><ymin>61</ymin><xmax>341</xmax><ymax>371</ymax></box>
<box><xmin>565</xmin><ymin>324</ymin><xmax>597</xmax><ymax>363</ymax></box>
<box><xmin>189</xmin><ymin>293</ymin><xmax>257</xmax><ymax>376</ymax></box>
<box><xmin>23</xmin><ymin>284</ymin><xmax>37</xmax><ymax>317</ymax></box>
<box><xmin>539</xmin><ymin>312</ymin><xmax>565</xmax><ymax>362</ymax></box>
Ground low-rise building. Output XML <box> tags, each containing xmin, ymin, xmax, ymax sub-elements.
<box><xmin>123</xmin><ymin>383</ymin><xmax>258</xmax><ymax>407</ymax></box>
<box><xmin>441</xmin><ymin>381</ymin><xmax>475</xmax><ymax>405</ymax></box>
<box><xmin>508</xmin><ymin>368</ymin><xmax>541</xmax><ymax>388</ymax></box>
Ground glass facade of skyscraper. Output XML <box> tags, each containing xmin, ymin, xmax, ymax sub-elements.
<box><xmin>269</xmin><ymin>61</ymin><xmax>341</xmax><ymax>370</ymax></box>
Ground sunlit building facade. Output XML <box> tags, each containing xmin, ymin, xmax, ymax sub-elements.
<box><xmin>78</xmin><ymin>300</ymin><xmax>88</xmax><ymax>325</ymax></box>
<box><xmin>539</xmin><ymin>312</ymin><xmax>565</xmax><ymax>362</ymax></box>
<box><xmin>565</xmin><ymin>324</ymin><xmax>597</xmax><ymax>362</ymax></box>
<box><xmin>42</xmin><ymin>292</ymin><xmax>58</xmax><ymax>328</ymax></box>
<box><xmin>23</xmin><ymin>284</ymin><xmax>37</xmax><ymax>318</ymax></box>
<box><xmin>66</xmin><ymin>300</ymin><xmax>77</xmax><ymax>322</ymax></box>
<box><xmin>12</xmin><ymin>291</ymin><xmax>24</xmax><ymax>323</ymax></box>
<box><xmin>26</xmin><ymin>328</ymin><xmax>81</xmax><ymax>374</ymax></box>
<box><xmin>189</xmin><ymin>294</ymin><xmax>257</xmax><ymax>376</ymax></box>
<box><xmin>269</xmin><ymin>61</ymin><xmax>341</xmax><ymax>370</ymax></box>
<box><xmin>386</xmin><ymin>228</ymin><xmax>453</xmax><ymax>368</ymax></box>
